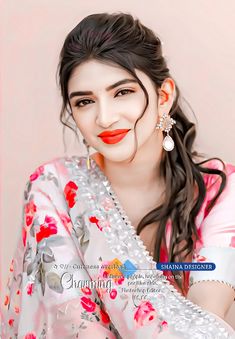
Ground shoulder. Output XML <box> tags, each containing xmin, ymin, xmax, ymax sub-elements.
<box><xmin>23</xmin><ymin>155</ymin><xmax>88</xmax><ymax>207</ymax></box>
<box><xmin>26</xmin><ymin>155</ymin><xmax>87</xmax><ymax>185</ymax></box>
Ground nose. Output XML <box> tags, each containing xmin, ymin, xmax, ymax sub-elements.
<box><xmin>95</xmin><ymin>101</ymin><xmax>119</xmax><ymax>128</ymax></box>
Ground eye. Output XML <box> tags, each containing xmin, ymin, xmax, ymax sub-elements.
<box><xmin>74</xmin><ymin>89</ymin><xmax>134</xmax><ymax>109</ymax></box>
<box><xmin>74</xmin><ymin>99</ymin><xmax>93</xmax><ymax>108</ymax></box>
<box><xmin>115</xmin><ymin>89</ymin><xmax>134</xmax><ymax>97</ymax></box>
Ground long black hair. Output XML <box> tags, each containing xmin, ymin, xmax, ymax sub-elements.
<box><xmin>56</xmin><ymin>12</ymin><xmax>227</xmax><ymax>295</ymax></box>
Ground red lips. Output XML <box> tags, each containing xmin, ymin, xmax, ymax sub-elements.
<box><xmin>98</xmin><ymin>129</ymin><xmax>131</xmax><ymax>145</ymax></box>
<box><xmin>98</xmin><ymin>129</ymin><xmax>130</xmax><ymax>137</ymax></box>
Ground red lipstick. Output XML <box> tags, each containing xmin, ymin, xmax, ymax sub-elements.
<box><xmin>98</xmin><ymin>129</ymin><xmax>130</xmax><ymax>145</ymax></box>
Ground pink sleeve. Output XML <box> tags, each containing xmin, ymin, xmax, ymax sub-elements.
<box><xmin>190</xmin><ymin>161</ymin><xmax>235</xmax><ymax>292</ymax></box>
<box><xmin>1</xmin><ymin>162</ymin><xmax>117</xmax><ymax>338</ymax></box>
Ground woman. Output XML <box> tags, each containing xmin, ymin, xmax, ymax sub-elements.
<box><xmin>2</xmin><ymin>12</ymin><xmax>235</xmax><ymax>338</ymax></box>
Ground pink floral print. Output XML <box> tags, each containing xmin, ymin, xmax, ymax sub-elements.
<box><xmin>29</xmin><ymin>165</ymin><xmax>44</xmax><ymax>182</ymax></box>
<box><xmin>134</xmin><ymin>301</ymin><xmax>157</xmax><ymax>328</ymax></box>
<box><xmin>35</xmin><ymin>215</ymin><xmax>58</xmax><ymax>242</ymax></box>
<box><xmin>80</xmin><ymin>296</ymin><xmax>96</xmax><ymax>312</ymax></box>
<box><xmin>63</xmin><ymin>180</ymin><xmax>78</xmax><ymax>208</ymax></box>
<box><xmin>2</xmin><ymin>156</ymin><xmax>235</xmax><ymax>338</ymax></box>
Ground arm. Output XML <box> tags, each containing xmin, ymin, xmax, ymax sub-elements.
<box><xmin>187</xmin><ymin>166</ymin><xmax>235</xmax><ymax>324</ymax></box>
<box><xmin>1</xmin><ymin>162</ymin><xmax>117</xmax><ymax>338</ymax></box>
<box><xmin>187</xmin><ymin>280</ymin><xmax>235</xmax><ymax>319</ymax></box>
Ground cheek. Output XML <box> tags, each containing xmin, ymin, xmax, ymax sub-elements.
<box><xmin>117</xmin><ymin>92</ymin><xmax>145</xmax><ymax>120</ymax></box>
<box><xmin>73</xmin><ymin>113</ymin><xmax>97</xmax><ymax>144</ymax></box>
<box><xmin>73</xmin><ymin>113</ymin><xmax>91</xmax><ymax>131</ymax></box>
<box><xmin>135</xmin><ymin>106</ymin><xmax>158</xmax><ymax>139</ymax></box>
<box><xmin>126</xmin><ymin>93</ymin><xmax>157</xmax><ymax>123</ymax></box>
<box><xmin>136</xmin><ymin>106</ymin><xmax>157</xmax><ymax>129</ymax></box>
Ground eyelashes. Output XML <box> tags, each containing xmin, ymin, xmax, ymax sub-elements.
<box><xmin>74</xmin><ymin>89</ymin><xmax>135</xmax><ymax>108</ymax></box>
<box><xmin>75</xmin><ymin>98</ymin><xmax>93</xmax><ymax>108</ymax></box>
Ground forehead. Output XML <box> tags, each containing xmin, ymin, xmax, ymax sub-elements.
<box><xmin>68</xmin><ymin>59</ymin><xmax>153</xmax><ymax>93</ymax></box>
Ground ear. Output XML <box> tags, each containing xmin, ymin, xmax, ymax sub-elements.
<box><xmin>157</xmin><ymin>78</ymin><xmax>175</xmax><ymax>117</ymax></box>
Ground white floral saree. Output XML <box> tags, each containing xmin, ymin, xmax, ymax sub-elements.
<box><xmin>1</xmin><ymin>155</ymin><xmax>235</xmax><ymax>338</ymax></box>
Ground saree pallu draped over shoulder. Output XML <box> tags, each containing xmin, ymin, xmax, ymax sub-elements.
<box><xmin>1</xmin><ymin>155</ymin><xmax>235</xmax><ymax>339</ymax></box>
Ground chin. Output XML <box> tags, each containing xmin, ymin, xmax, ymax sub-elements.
<box><xmin>100</xmin><ymin>149</ymin><xmax>136</xmax><ymax>163</ymax></box>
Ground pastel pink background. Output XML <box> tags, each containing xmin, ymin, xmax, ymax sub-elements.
<box><xmin>1</xmin><ymin>0</ymin><xmax>235</xmax><ymax>327</ymax></box>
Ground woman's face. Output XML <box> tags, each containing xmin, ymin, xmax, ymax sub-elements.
<box><xmin>68</xmin><ymin>59</ymin><xmax>174</xmax><ymax>162</ymax></box>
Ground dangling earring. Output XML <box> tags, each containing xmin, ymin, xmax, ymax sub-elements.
<box><xmin>83</xmin><ymin>138</ymin><xmax>91</xmax><ymax>170</ymax></box>
<box><xmin>156</xmin><ymin>112</ymin><xmax>176</xmax><ymax>151</ymax></box>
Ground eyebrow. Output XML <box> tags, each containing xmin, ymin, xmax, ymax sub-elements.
<box><xmin>69</xmin><ymin>78</ymin><xmax>138</xmax><ymax>100</ymax></box>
